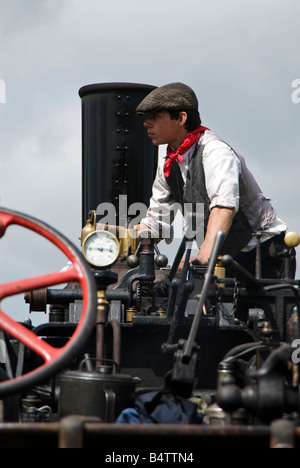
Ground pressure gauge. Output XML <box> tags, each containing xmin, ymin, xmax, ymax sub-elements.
<box><xmin>82</xmin><ymin>230</ymin><xmax>120</xmax><ymax>268</ymax></box>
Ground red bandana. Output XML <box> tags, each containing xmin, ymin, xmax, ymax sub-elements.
<box><xmin>164</xmin><ymin>126</ymin><xmax>209</xmax><ymax>178</ymax></box>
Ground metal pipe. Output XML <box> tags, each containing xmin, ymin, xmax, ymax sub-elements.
<box><xmin>109</xmin><ymin>320</ymin><xmax>121</xmax><ymax>370</ymax></box>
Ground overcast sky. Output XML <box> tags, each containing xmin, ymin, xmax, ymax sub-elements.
<box><xmin>0</xmin><ymin>0</ymin><xmax>299</xmax><ymax>323</ymax></box>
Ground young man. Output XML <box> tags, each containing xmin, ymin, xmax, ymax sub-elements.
<box><xmin>135</xmin><ymin>82</ymin><xmax>294</xmax><ymax>279</ymax></box>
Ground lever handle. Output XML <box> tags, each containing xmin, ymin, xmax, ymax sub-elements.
<box><xmin>285</xmin><ymin>232</ymin><xmax>300</xmax><ymax>248</ymax></box>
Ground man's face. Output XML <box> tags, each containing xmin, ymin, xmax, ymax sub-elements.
<box><xmin>143</xmin><ymin>111</ymin><xmax>187</xmax><ymax>149</ymax></box>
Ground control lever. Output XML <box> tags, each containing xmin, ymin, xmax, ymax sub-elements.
<box><xmin>221</xmin><ymin>255</ymin><xmax>261</xmax><ymax>288</ymax></box>
<box><xmin>166</xmin><ymin>232</ymin><xmax>225</xmax><ymax>398</ymax></box>
<box><xmin>183</xmin><ymin>231</ymin><xmax>225</xmax><ymax>362</ymax></box>
<box><xmin>282</xmin><ymin>232</ymin><xmax>299</xmax><ymax>279</ymax></box>
<box><xmin>165</xmin><ymin>235</ymin><xmax>189</xmax><ymax>285</ymax></box>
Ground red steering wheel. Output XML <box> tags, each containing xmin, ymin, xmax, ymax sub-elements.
<box><xmin>0</xmin><ymin>208</ymin><xmax>97</xmax><ymax>398</ymax></box>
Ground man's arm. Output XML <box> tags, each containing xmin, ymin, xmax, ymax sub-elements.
<box><xmin>137</xmin><ymin>161</ymin><xmax>178</xmax><ymax>241</ymax></box>
<box><xmin>181</xmin><ymin>206</ymin><xmax>235</xmax><ymax>271</ymax></box>
<box><xmin>193</xmin><ymin>206</ymin><xmax>235</xmax><ymax>264</ymax></box>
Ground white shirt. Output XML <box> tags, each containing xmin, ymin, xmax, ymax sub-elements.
<box><xmin>141</xmin><ymin>130</ymin><xmax>286</xmax><ymax>249</ymax></box>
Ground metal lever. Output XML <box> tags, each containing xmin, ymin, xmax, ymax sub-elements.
<box><xmin>221</xmin><ymin>255</ymin><xmax>261</xmax><ymax>288</ymax></box>
<box><xmin>182</xmin><ymin>231</ymin><xmax>225</xmax><ymax>362</ymax></box>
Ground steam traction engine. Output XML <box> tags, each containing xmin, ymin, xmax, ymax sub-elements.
<box><xmin>0</xmin><ymin>83</ymin><xmax>300</xmax><ymax>450</ymax></box>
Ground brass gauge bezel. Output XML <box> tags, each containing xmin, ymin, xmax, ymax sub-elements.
<box><xmin>82</xmin><ymin>230</ymin><xmax>120</xmax><ymax>268</ymax></box>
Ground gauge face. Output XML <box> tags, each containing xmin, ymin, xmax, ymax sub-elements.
<box><xmin>82</xmin><ymin>230</ymin><xmax>120</xmax><ymax>268</ymax></box>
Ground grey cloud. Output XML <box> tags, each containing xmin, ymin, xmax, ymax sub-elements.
<box><xmin>0</xmin><ymin>0</ymin><xmax>299</xmax><ymax>323</ymax></box>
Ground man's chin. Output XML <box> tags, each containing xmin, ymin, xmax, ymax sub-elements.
<box><xmin>151</xmin><ymin>138</ymin><xmax>165</xmax><ymax>146</ymax></box>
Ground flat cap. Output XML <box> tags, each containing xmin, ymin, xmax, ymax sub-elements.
<box><xmin>136</xmin><ymin>82</ymin><xmax>198</xmax><ymax>114</ymax></box>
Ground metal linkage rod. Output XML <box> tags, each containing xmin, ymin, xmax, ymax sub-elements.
<box><xmin>183</xmin><ymin>231</ymin><xmax>225</xmax><ymax>362</ymax></box>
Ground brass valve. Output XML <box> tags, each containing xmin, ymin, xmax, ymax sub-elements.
<box><xmin>80</xmin><ymin>210</ymin><xmax>96</xmax><ymax>245</ymax></box>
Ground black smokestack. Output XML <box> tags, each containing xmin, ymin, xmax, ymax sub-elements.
<box><xmin>79</xmin><ymin>82</ymin><xmax>158</xmax><ymax>227</ymax></box>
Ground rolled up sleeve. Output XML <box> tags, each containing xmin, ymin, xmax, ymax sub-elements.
<box><xmin>202</xmin><ymin>141</ymin><xmax>241</xmax><ymax>213</ymax></box>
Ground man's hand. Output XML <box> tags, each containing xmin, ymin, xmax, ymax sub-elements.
<box><xmin>177</xmin><ymin>206</ymin><xmax>235</xmax><ymax>275</ymax></box>
<box><xmin>134</xmin><ymin>223</ymin><xmax>151</xmax><ymax>234</ymax></box>
<box><xmin>134</xmin><ymin>223</ymin><xmax>158</xmax><ymax>239</ymax></box>
<box><xmin>178</xmin><ymin>252</ymin><xmax>208</xmax><ymax>275</ymax></box>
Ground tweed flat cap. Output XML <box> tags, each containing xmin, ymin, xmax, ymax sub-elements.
<box><xmin>136</xmin><ymin>82</ymin><xmax>198</xmax><ymax>114</ymax></box>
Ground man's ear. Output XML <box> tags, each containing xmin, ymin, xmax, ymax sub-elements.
<box><xmin>178</xmin><ymin>111</ymin><xmax>188</xmax><ymax>127</ymax></box>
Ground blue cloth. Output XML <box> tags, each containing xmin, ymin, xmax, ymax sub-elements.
<box><xmin>116</xmin><ymin>391</ymin><xmax>204</xmax><ymax>425</ymax></box>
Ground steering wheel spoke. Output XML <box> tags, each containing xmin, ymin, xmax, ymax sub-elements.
<box><xmin>0</xmin><ymin>267</ymin><xmax>79</xmax><ymax>301</ymax></box>
<box><xmin>0</xmin><ymin>208</ymin><xmax>97</xmax><ymax>398</ymax></box>
<box><xmin>0</xmin><ymin>307</ymin><xmax>60</xmax><ymax>363</ymax></box>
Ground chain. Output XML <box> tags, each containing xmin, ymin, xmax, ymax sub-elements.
<box><xmin>232</xmin><ymin>278</ymin><xmax>240</xmax><ymax>319</ymax></box>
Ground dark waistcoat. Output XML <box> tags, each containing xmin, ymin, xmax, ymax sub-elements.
<box><xmin>165</xmin><ymin>143</ymin><xmax>253</xmax><ymax>257</ymax></box>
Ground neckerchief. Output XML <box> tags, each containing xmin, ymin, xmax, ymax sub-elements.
<box><xmin>164</xmin><ymin>126</ymin><xmax>209</xmax><ymax>178</ymax></box>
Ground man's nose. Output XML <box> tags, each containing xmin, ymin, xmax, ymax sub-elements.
<box><xmin>144</xmin><ymin>118</ymin><xmax>151</xmax><ymax>128</ymax></box>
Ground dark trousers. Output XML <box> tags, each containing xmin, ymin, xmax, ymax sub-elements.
<box><xmin>234</xmin><ymin>233</ymin><xmax>296</xmax><ymax>280</ymax></box>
